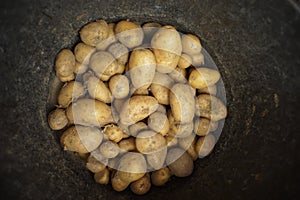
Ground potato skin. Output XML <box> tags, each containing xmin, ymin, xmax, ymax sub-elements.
<box><xmin>189</xmin><ymin>68</ymin><xmax>220</xmax><ymax>89</ymax></box>
<box><xmin>191</xmin><ymin>53</ymin><xmax>204</xmax><ymax>67</ymax></box>
<box><xmin>148</xmin><ymin>112</ymin><xmax>169</xmax><ymax>136</ymax></box>
<box><xmin>108</xmin><ymin>42</ymin><xmax>129</xmax><ymax>65</ymax></box>
<box><xmin>103</xmin><ymin>124</ymin><xmax>124</xmax><ymax>143</ymax></box>
<box><xmin>96</xmin><ymin>23</ymin><xmax>117</xmax><ymax>50</ymax></box>
<box><xmin>129</xmin><ymin>49</ymin><xmax>156</xmax><ymax>89</ymax></box>
<box><xmin>170</xmin><ymin>83</ymin><xmax>195</xmax><ymax>124</ymax></box>
<box><xmin>178</xmin><ymin>54</ymin><xmax>192</xmax><ymax>69</ymax></box>
<box><xmin>196</xmin><ymin>134</ymin><xmax>216</xmax><ymax>158</ymax></box>
<box><xmin>74</xmin><ymin>61</ymin><xmax>88</xmax><ymax>75</ymax></box>
<box><xmin>166</xmin><ymin>148</ymin><xmax>194</xmax><ymax>177</ymax></box>
<box><xmin>86</xmin><ymin>155</ymin><xmax>107</xmax><ymax>173</ymax></box>
<box><xmin>120</xmin><ymin>96</ymin><xmax>158</xmax><ymax>125</ymax></box>
<box><xmin>136</xmin><ymin>130</ymin><xmax>167</xmax><ymax>154</ymax></box>
<box><xmin>80</xmin><ymin>20</ymin><xmax>109</xmax><ymax>46</ymax></box>
<box><xmin>198</xmin><ymin>84</ymin><xmax>217</xmax><ymax>96</ymax></box>
<box><xmin>146</xmin><ymin>148</ymin><xmax>167</xmax><ymax>170</ymax></box>
<box><xmin>119</xmin><ymin>138</ymin><xmax>136</xmax><ymax>153</ymax></box>
<box><xmin>150</xmin><ymin>72</ymin><xmax>174</xmax><ymax>105</ymax></box>
<box><xmin>94</xmin><ymin>168</ymin><xmax>110</xmax><ymax>185</ymax></box>
<box><xmin>128</xmin><ymin>122</ymin><xmax>148</xmax><ymax>137</ymax></box>
<box><xmin>111</xmin><ymin>170</ymin><xmax>130</xmax><ymax>192</ymax></box>
<box><xmin>167</xmin><ymin>110</ymin><xmax>193</xmax><ymax>138</ymax></box>
<box><xmin>130</xmin><ymin>174</ymin><xmax>151</xmax><ymax>195</ymax></box>
<box><xmin>57</xmin><ymin>81</ymin><xmax>85</xmax><ymax>108</ymax></box>
<box><xmin>109</xmin><ymin>75</ymin><xmax>130</xmax><ymax>99</ymax></box>
<box><xmin>151</xmin><ymin>167</ymin><xmax>172</xmax><ymax>186</ymax></box>
<box><xmin>60</xmin><ymin>125</ymin><xmax>103</xmax><ymax>153</ymax></box>
<box><xmin>86</xmin><ymin>76</ymin><xmax>112</xmax><ymax>103</ymax></box>
<box><xmin>181</xmin><ymin>34</ymin><xmax>202</xmax><ymax>55</ymax></box>
<box><xmin>194</xmin><ymin>118</ymin><xmax>211</xmax><ymax>136</ymax></box>
<box><xmin>168</xmin><ymin>66</ymin><xmax>187</xmax><ymax>83</ymax></box>
<box><xmin>55</xmin><ymin>49</ymin><xmax>75</xmax><ymax>80</ymax></box>
<box><xmin>74</xmin><ymin>43</ymin><xmax>95</xmax><ymax>65</ymax></box>
<box><xmin>48</xmin><ymin>109</ymin><xmax>68</xmax><ymax>130</ymax></box>
<box><xmin>99</xmin><ymin>141</ymin><xmax>120</xmax><ymax>158</ymax></box>
<box><xmin>115</xmin><ymin>21</ymin><xmax>144</xmax><ymax>48</ymax></box>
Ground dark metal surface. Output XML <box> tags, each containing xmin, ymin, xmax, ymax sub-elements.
<box><xmin>0</xmin><ymin>0</ymin><xmax>299</xmax><ymax>199</ymax></box>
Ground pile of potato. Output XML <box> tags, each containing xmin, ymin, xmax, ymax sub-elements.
<box><xmin>48</xmin><ymin>19</ymin><xmax>227</xmax><ymax>195</ymax></box>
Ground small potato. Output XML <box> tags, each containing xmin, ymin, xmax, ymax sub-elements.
<box><xmin>178</xmin><ymin>54</ymin><xmax>192</xmax><ymax>69</ymax></box>
<box><xmin>111</xmin><ymin>170</ymin><xmax>130</xmax><ymax>192</ymax></box>
<box><xmin>194</xmin><ymin>118</ymin><xmax>210</xmax><ymax>136</ymax></box>
<box><xmin>108</xmin><ymin>42</ymin><xmax>129</xmax><ymax>65</ymax></box>
<box><xmin>169</xmin><ymin>83</ymin><xmax>195</xmax><ymax>124</ymax></box>
<box><xmin>178</xmin><ymin>134</ymin><xmax>198</xmax><ymax>160</ymax></box>
<box><xmin>115</xmin><ymin>20</ymin><xmax>144</xmax><ymax>48</ymax></box>
<box><xmin>80</xmin><ymin>20</ymin><xmax>109</xmax><ymax>46</ymax></box>
<box><xmin>86</xmin><ymin>76</ymin><xmax>112</xmax><ymax>103</ymax></box>
<box><xmin>109</xmin><ymin>75</ymin><xmax>130</xmax><ymax>99</ymax></box>
<box><xmin>181</xmin><ymin>34</ymin><xmax>202</xmax><ymax>55</ymax></box>
<box><xmin>129</xmin><ymin>49</ymin><xmax>156</xmax><ymax>89</ymax></box>
<box><xmin>48</xmin><ymin>108</ymin><xmax>68</xmax><ymax>130</ymax></box>
<box><xmin>66</xmin><ymin>99</ymin><xmax>115</xmax><ymax>127</ymax></box>
<box><xmin>151</xmin><ymin>167</ymin><xmax>172</xmax><ymax>186</ymax></box>
<box><xmin>96</xmin><ymin>23</ymin><xmax>117</xmax><ymax>50</ymax></box>
<box><xmin>146</xmin><ymin>148</ymin><xmax>167</xmax><ymax>170</ymax></box>
<box><xmin>99</xmin><ymin>141</ymin><xmax>120</xmax><ymax>158</ymax></box>
<box><xmin>196</xmin><ymin>134</ymin><xmax>216</xmax><ymax>158</ymax></box>
<box><xmin>94</xmin><ymin>168</ymin><xmax>110</xmax><ymax>185</ymax></box>
<box><xmin>168</xmin><ymin>66</ymin><xmax>187</xmax><ymax>83</ymax></box>
<box><xmin>136</xmin><ymin>130</ymin><xmax>166</xmax><ymax>154</ymax></box>
<box><xmin>142</xmin><ymin>22</ymin><xmax>161</xmax><ymax>42</ymax></box>
<box><xmin>165</xmin><ymin>135</ymin><xmax>178</xmax><ymax>147</ymax></box>
<box><xmin>130</xmin><ymin>174</ymin><xmax>151</xmax><ymax>195</ymax></box>
<box><xmin>60</xmin><ymin>125</ymin><xmax>103</xmax><ymax>153</ymax></box>
<box><xmin>150</xmin><ymin>72</ymin><xmax>174</xmax><ymax>105</ymax></box>
<box><xmin>167</xmin><ymin>110</ymin><xmax>193</xmax><ymax>138</ymax></box>
<box><xmin>55</xmin><ymin>49</ymin><xmax>75</xmax><ymax>81</ymax></box>
<box><xmin>120</xmin><ymin>96</ymin><xmax>158</xmax><ymax>125</ymax></box>
<box><xmin>74</xmin><ymin>61</ymin><xmax>88</xmax><ymax>75</ymax></box>
<box><xmin>148</xmin><ymin>112</ymin><xmax>169</xmax><ymax>136</ymax></box>
<box><xmin>89</xmin><ymin>51</ymin><xmax>119</xmax><ymax>81</ymax></box>
<box><xmin>198</xmin><ymin>85</ymin><xmax>217</xmax><ymax>96</ymax></box>
<box><xmin>151</xmin><ymin>26</ymin><xmax>182</xmax><ymax>73</ymax></box>
<box><xmin>74</xmin><ymin>43</ymin><xmax>95</xmax><ymax>65</ymax></box>
<box><xmin>189</xmin><ymin>68</ymin><xmax>220</xmax><ymax>89</ymax></box>
<box><xmin>86</xmin><ymin>155</ymin><xmax>107</xmax><ymax>173</ymax></box>
<box><xmin>129</xmin><ymin>122</ymin><xmax>148</xmax><ymax>137</ymax></box>
<box><xmin>196</xmin><ymin>94</ymin><xmax>227</xmax><ymax>121</ymax></box>
<box><xmin>191</xmin><ymin>53</ymin><xmax>204</xmax><ymax>67</ymax></box>
<box><xmin>119</xmin><ymin>138</ymin><xmax>136</xmax><ymax>153</ymax></box>
<box><xmin>57</xmin><ymin>81</ymin><xmax>85</xmax><ymax>108</ymax></box>
<box><xmin>166</xmin><ymin>148</ymin><xmax>194</xmax><ymax>177</ymax></box>
<box><xmin>103</xmin><ymin>124</ymin><xmax>124</xmax><ymax>143</ymax></box>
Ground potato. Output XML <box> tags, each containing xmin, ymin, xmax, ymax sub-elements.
<box><xmin>74</xmin><ymin>61</ymin><xmax>88</xmax><ymax>75</ymax></box>
<box><xmin>156</xmin><ymin>104</ymin><xmax>166</xmax><ymax>114</ymax></box>
<box><xmin>151</xmin><ymin>167</ymin><xmax>171</xmax><ymax>186</ymax></box>
<box><xmin>181</xmin><ymin>34</ymin><xmax>202</xmax><ymax>55</ymax></box>
<box><xmin>96</xmin><ymin>23</ymin><xmax>117</xmax><ymax>50</ymax></box>
<box><xmin>166</xmin><ymin>148</ymin><xmax>194</xmax><ymax>177</ymax></box>
<box><xmin>167</xmin><ymin>110</ymin><xmax>193</xmax><ymax>138</ymax></box>
<box><xmin>196</xmin><ymin>134</ymin><xmax>216</xmax><ymax>158</ymax></box>
<box><xmin>111</xmin><ymin>170</ymin><xmax>130</xmax><ymax>192</ymax></box>
<box><xmin>55</xmin><ymin>49</ymin><xmax>75</xmax><ymax>81</ymax></box>
<box><xmin>103</xmin><ymin>124</ymin><xmax>124</xmax><ymax>143</ymax></box>
<box><xmin>129</xmin><ymin>122</ymin><xmax>148</xmax><ymax>137</ymax></box>
<box><xmin>109</xmin><ymin>75</ymin><xmax>130</xmax><ymax>99</ymax></box>
<box><xmin>178</xmin><ymin>134</ymin><xmax>198</xmax><ymax>160</ymax></box>
<box><xmin>148</xmin><ymin>112</ymin><xmax>169</xmax><ymax>136</ymax></box>
<box><xmin>94</xmin><ymin>168</ymin><xmax>110</xmax><ymax>185</ymax></box>
<box><xmin>196</xmin><ymin>94</ymin><xmax>227</xmax><ymax>121</ymax></box>
<box><xmin>136</xmin><ymin>130</ymin><xmax>166</xmax><ymax>154</ymax></box>
<box><xmin>191</xmin><ymin>53</ymin><xmax>204</xmax><ymax>67</ymax></box>
<box><xmin>60</xmin><ymin>125</ymin><xmax>103</xmax><ymax>153</ymax></box>
<box><xmin>129</xmin><ymin>49</ymin><xmax>156</xmax><ymax>89</ymax></box>
<box><xmin>151</xmin><ymin>26</ymin><xmax>182</xmax><ymax>73</ymax></box>
<box><xmin>131</xmin><ymin>86</ymin><xmax>150</xmax><ymax>96</ymax></box>
<box><xmin>150</xmin><ymin>72</ymin><xmax>174</xmax><ymax>105</ymax></box>
<box><xmin>86</xmin><ymin>155</ymin><xmax>107</xmax><ymax>173</ymax></box>
<box><xmin>115</xmin><ymin>20</ymin><xmax>144</xmax><ymax>48</ymax></box>
<box><xmin>210</xmin><ymin>121</ymin><xmax>218</xmax><ymax>132</ymax></box>
<box><xmin>198</xmin><ymin>84</ymin><xmax>217</xmax><ymax>96</ymax></box>
<box><xmin>99</xmin><ymin>140</ymin><xmax>120</xmax><ymax>158</ymax></box>
<box><xmin>189</xmin><ymin>68</ymin><xmax>220</xmax><ymax>89</ymax></box>
<box><xmin>74</xmin><ymin>43</ymin><xmax>95</xmax><ymax>65</ymax></box>
<box><xmin>142</xmin><ymin>22</ymin><xmax>161</xmax><ymax>41</ymax></box>
<box><xmin>165</xmin><ymin>135</ymin><xmax>178</xmax><ymax>147</ymax></box>
<box><xmin>66</xmin><ymin>99</ymin><xmax>115</xmax><ymax>127</ymax></box>
<box><xmin>130</xmin><ymin>174</ymin><xmax>151</xmax><ymax>195</ymax></box>
<box><xmin>194</xmin><ymin>118</ymin><xmax>210</xmax><ymax>136</ymax></box>
<box><xmin>169</xmin><ymin>83</ymin><xmax>195</xmax><ymax>123</ymax></box>
<box><xmin>57</xmin><ymin>81</ymin><xmax>85</xmax><ymax>108</ymax></box>
<box><xmin>59</xmin><ymin>74</ymin><xmax>75</xmax><ymax>82</ymax></box>
<box><xmin>107</xmin><ymin>42</ymin><xmax>129</xmax><ymax>65</ymax></box>
<box><xmin>86</xmin><ymin>76</ymin><xmax>112</xmax><ymax>103</ymax></box>
<box><xmin>89</xmin><ymin>51</ymin><xmax>119</xmax><ymax>81</ymax></box>
<box><xmin>120</xmin><ymin>96</ymin><xmax>158</xmax><ymax>125</ymax></box>
<box><xmin>178</xmin><ymin>54</ymin><xmax>192</xmax><ymax>69</ymax></box>
<box><xmin>146</xmin><ymin>148</ymin><xmax>167</xmax><ymax>170</ymax></box>
<box><xmin>119</xmin><ymin>138</ymin><xmax>136</xmax><ymax>153</ymax></box>
<box><xmin>48</xmin><ymin>108</ymin><xmax>68</xmax><ymax>130</ymax></box>
<box><xmin>80</xmin><ymin>20</ymin><xmax>109</xmax><ymax>46</ymax></box>
<box><xmin>168</xmin><ymin>66</ymin><xmax>187</xmax><ymax>83</ymax></box>
<box><xmin>112</xmin><ymin>98</ymin><xmax>126</xmax><ymax>114</ymax></box>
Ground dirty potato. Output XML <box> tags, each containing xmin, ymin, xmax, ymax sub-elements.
<box><xmin>115</xmin><ymin>20</ymin><xmax>144</xmax><ymax>48</ymax></box>
<box><xmin>181</xmin><ymin>34</ymin><xmax>202</xmax><ymax>55</ymax></box>
<box><xmin>166</xmin><ymin>148</ymin><xmax>194</xmax><ymax>177</ymax></box>
<box><xmin>119</xmin><ymin>138</ymin><xmax>136</xmax><ymax>153</ymax></box>
<box><xmin>150</xmin><ymin>72</ymin><xmax>174</xmax><ymax>105</ymax></box>
<box><xmin>168</xmin><ymin>66</ymin><xmax>187</xmax><ymax>83</ymax></box>
<box><xmin>194</xmin><ymin>118</ymin><xmax>210</xmax><ymax>136</ymax></box>
<box><xmin>136</xmin><ymin>130</ymin><xmax>166</xmax><ymax>154</ymax></box>
<box><xmin>74</xmin><ymin>42</ymin><xmax>95</xmax><ymax>65</ymax></box>
<box><xmin>178</xmin><ymin>54</ymin><xmax>192</xmax><ymax>69</ymax></box>
<box><xmin>189</xmin><ymin>68</ymin><xmax>220</xmax><ymax>89</ymax></box>
<box><xmin>108</xmin><ymin>42</ymin><xmax>129</xmax><ymax>65</ymax></box>
<box><xmin>94</xmin><ymin>168</ymin><xmax>110</xmax><ymax>185</ymax></box>
<box><xmin>86</xmin><ymin>76</ymin><xmax>112</xmax><ymax>103</ymax></box>
<box><xmin>48</xmin><ymin>108</ymin><xmax>68</xmax><ymax>130</ymax></box>
<box><xmin>96</xmin><ymin>23</ymin><xmax>117</xmax><ymax>50</ymax></box>
<box><xmin>99</xmin><ymin>140</ymin><xmax>120</xmax><ymax>158</ymax></box>
<box><xmin>128</xmin><ymin>122</ymin><xmax>148</xmax><ymax>137</ymax></box>
<box><xmin>55</xmin><ymin>49</ymin><xmax>75</xmax><ymax>81</ymax></box>
<box><xmin>109</xmin><ymin>75</ymin><xmax>130</xmax><ymax>99</ymax></box>
<box><xmin>57</xmin><ymin>81</ymin><xmax>85</xmax><ymax>108</ymax></box>
<box><xmin>167</xmin><ymin>110</ymin><xmax>194</xmax><ymax>138</ymax></box>
<box><xmin>80</xmin><ymin>20</ymin><xmax>109</xmax><ymax>46</ymax></box>
<box><xmin>151</xmin><ymin>167</ymin><xmax>172</xmax><ymax>186</ymax></box>
<box><xmin>196</xmin><ymin>134</ymin><xmax>216</xmax><ymax>158</ymax></box>
<box><xmin>130</xmin><ymin>174</ymin><xmax>151</xmax><ymax>195</ymax></box>
<box><xmin>103</xmin><ymin>124</ymin><xmax>124</xmax><ymax>143</ymax></box>
<box><xmin>86</xmin><ymin>155</ymin><xmax>107</xmax><ymax>173</ymax></box>
<box><xmin>148</xmin><ymin>112</ymin><xmax>169</xmax><ymax>136</ymax></box>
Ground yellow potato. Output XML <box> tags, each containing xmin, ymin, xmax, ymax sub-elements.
<box><xmin>74</xmin><ymin>42</ymin><xmax>95</xmax><ymax>65</ymax></box>
<box><xmin>79</xmin><ymin>20</ymin><xmax>109</xmax><ymax>46</ymax></box>
<box><xmin>150</xmin><ymin>72</ymin><xmax>174</xmax><ymax>105</ymax></box>
<box><xmin>109</xmin><ymin>75</ymin><xmax>130</xmax><ymax>99</ymax></box>
<box><xmin>142</xmin><ymin>22</ymin><xmax>161</xmax><ymax>41</ymax></box>
<box><xmin>191</xmin><ymin>53</ymin><xmax>204</xmax><ymax>67</ymax></box>
<box><xmin>189</xmin><ymin>68</ymin><xmax>220</xmax><ymax>89</ymax></box>
<box><xmin>99</xmin><ymin>140</ymin><xmax>120</xmax><ymax>158</ymax></box>
<box><xmin>151</xmin><ymin>167</ymin><xmax>172</xmax><ymax>186</ymax></box>
<box><xmin>167</xmin><ymin>110</ymin><xmax>193</xmax><ymax>138</ymax></box>
<box><xmin>130</xmin><ymin>174</ymin><xmax>151</xmax><ymax>195</ymax></box>
<box><xmin>96</xmin><ymin>23</ymin><xmax>117</xmax><ymax>50</ymax></box>
<box><xmin>55</xmin><ymin>49</ymin><xmax>75</xmax><ymax>81</ymax></box>
<box><xmin>168</xmin><ymin>66</ymin><xmax>187</xmax><ymax>83</ymax></box>
<box><xmin>146</xmin><ymin>148</ymin><xmax>167</xmax><ymax>170</ymax></box>
<box><xmin>86</xmin><ymin>76</ymin><xmax>112</xmax><ymax>103</ymax></box>
<box><xmin>60</xmin><ymin>125</ymin><xmax>103</xmax><ymax>153</ymax></box>
<box><xmin>74</xmin><ymin>61</ymin><xmax>88</xmax><ymax>75</ymax></box>
<box><xmin>198</xmin><ymin>84</ymin><xmax>217</xmax><ymax>95</ymax></box>
<box><xmin>194</xmin><ymin>118</ymin><xmax>210</xmax><ymax>136</ymax></box>
<box><xmin>107</xmin><ymin>42</ymin><xmax>129</xmax><ymax>65</ymax></box>
<box><xmin>57</xmin><ymin>81</ymin><xmax>85</xmax><ymax>108</ymax></box>
<box><xmin>94</xmin><ymin>168</ymin><xmax>110</xmax><ymax>185</ymax></box>
<box><xmin>86</xmin><ymin>155</ymin><xmax>107</xmax><ymax>173</ymax></box>
<box><xmin>131</xmin><ymin>86</ymin><xmax>150</xmax><ymax>96</ymax></box>
<box><xmin>59</xmin><ymin>74</ymin><xmax>75</xmax><ymax>82</ymax></box>
<box><xmin>178</xmin><ymin>54</ymin><xmax>192</xmax><ymax>69</ymax></box>
<box><xmin>165</xmin><ymin>135</ymin><xmax>178</xmax><ymax>147</ymax></box>
<box><xmin>169</xmin><ymin>83</ymin><xmax>195</xmax><ymax>123</ymax></box>
<box><xmin>118</xmin><ymin>138</ymin><xmax>136</xmax><ymax>153</ymax></box>
<box><xmin>115</xmin><ymin>20</ymin><xmax>144</xmax><ymax>48</ymax></box>
<box><xmin>48</xmin><ymin>108</ymin><xmax>68</xmax><ymax>130</ymax></box>
<box><xmin>166</xmin><ymin>148</ymin><xmax>194</xmax><ymax>177</ymax></box>
<box><xmin>196</xmin><ymin>134</ymin><xmax>216</xmax><ymax>158</ymax></box>
<box><xmin>111</xmin><ymin>170</ymin><xmax>130</xmax><ymax>192</ymax></box>
<box><xmin>112</xmin><ymin>98</ymin><xmax>126</xmax><ymax>114</ymax></box>
<box><xmin>136</xmin><ymin>130</ymin><xmax>166</xmax><ymax>154</ymax></box>
<box><xmin>103</xmin><ymin>124</ymin><xmax>124</xmax><ymax>143</ymax></box>
<box><xmin>148</xmin><ymin>112</ymin><xmax>169</xmax><ymax>136</ymax></box>
<box><xmin>129</xmin><ymin>49</ymin><xmax>156</xmax><ymax>89</ymax></box>
<box><xmin>120</xmin><ymin>96</ymin><xmax>158</xmax><ymax>125</ymax></box>
<box><xmin>181</xmin><ymin>34</ymin><xmax>202</xmax><ymax>55</ymax></box>
<box><xmin>128</xmin><ymin>122</ymin><xmax>148</xmax><ymax>137</ymax></box>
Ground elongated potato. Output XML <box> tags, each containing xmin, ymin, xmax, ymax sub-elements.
<box><xmin>86</xmin><ymin>76</ymin><xmax>112</xmax><ymax>103</ymax></box>
<box><xmin>196</xmin><ymin>94</ymin><xmax>227</xmax><ymax>121</ymax></box>
<box><xmin>94</xmin><ymin>168</ymin><xmax>110</xmax><ymax>185</ymax></box>
<box><xmin>166</xmin><ymin>148</ymin><xmax>194</xmax><ymax>177</ymax></box>
<box><xmin>130</xmin><ymin>174</ymin><xmax>151</xmax><ymax>195</ymax></box>
<box><xmin>151</xmin><ymin>26</ymin><xmax>182</xmax><ymax>73</ymax></box>
<box><xmin>60</xmin><ymin>125</ymin><xmax>103</xmax><ymax>153</ymax></box>
<box><xmin>198</xmin><ymin>84</ymin><xmax>217</xmax><ymax>95</ymax></box>
<box><xmin>196</xmin><ymin>134</ymin><xmax>216</xmax><ymax>158</ymax></box>
<box><xmin>150</xmin><ymin>72</ymin><xmax>174</xmax><ymax>105</ymax></box>
<box><xmin>146</xmin><ymin>148</ymin><xmax>167</xmax><ymax>170</ymax></box>
<box><xmin>66</xmin><ymin>98</ymin><xmax>115</xmax><ymax>127</ymax></box>
<box><xmin>129</xmin><ymin>49</ymin><xmax>156</xmax><ymax>89</ymax></box>
<box><xmin>169</xmin><ymin>83</ymin><xmax>195</xmax><ymax>123</ymax></box>
<box><xmin>108</xmin><ymin>42</ymin><xmax>129</xmax><ymax>65</ymax></box>
<box><xmin>48</xmin><ymin>108</ymin><xmax>68</xmax><ymax>130</ymax></box>
<box><xmin>96</xmin><ymin>23</ymin><xmax>117</xmax><ymax>50</ymax></box>
<box><xmin>167</xmin><ymin>110</ymin><xmax>193</xmax><ymax>138</ymax></box>
<box><xmin>57</xmin><ymin>81</ymin><xmax>85</xmax><ymax>108</ymax></box>
<box><xmin>148</xmin><ymin>112</ymin><xmax>169</xmax><ymax>136</ymax></box>
<box><xmin>55</xmin><ymin>49</ymin><xmax>75</xmax><ymax>81</ymax></box>
<box><xmin>189</xmin><ymin>68</ymin><xmax>220</xmax><ymax>89</ymax></box>
<box><xmin>109</xmin><ymin>75</ymin><xmax>130</xmax><ymax>99</ymax></box>
<box><xmin>136</xmin><ymin>130</ymin><xmax>166</xmax><ymax>154</ymax></box>
<box><xmin>151</xmin><ymin>167</ymin><xmax>172</xmax><ymax>186</ymax></box>
<box><xmin>181</xmin><ymin>34</ymin><xmax>202</xmax><ymax>55</ymax></box>
<box><xmin>115</xmin><ymin>20</ymin><xmax>144</xmax><ymax>48</ymax></box>
<box><xmin>168</xmin><ymin>66</ymin><xmax>187</xmax><ymax>83</ymax></box>
<box><xmin>80</xmin><ymin>20</ymin><xmax>109</xmax><ymax>46</ymax></box>
<box><xmin>120</xmin><ymin>96</ymin><xmax>158</xmax><ymax>125</ymax></box>
<box><xmin>74</xmin><ymin>42</ymin><xmax>95</xmax><ymax>65</ymax></box>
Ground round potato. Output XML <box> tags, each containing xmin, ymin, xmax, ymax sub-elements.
<box><xmin>146</xmin><ymin>148</ymin><xmax>167</xmax><ymax>170</ymax></box>
<box><xmin>189</xmin><ymin>68</ymin><xmax>220</xmax><ymax>89</ymax></box>
<box><xmin>151</xmin><ymin>167</ymin><xmax>172</xmax><ymax>186</ymax></box>
<box><xmin>57</xmin><ymin>81</ymin><xmax>85</xmax><ymax>108</ymax></box>
<box><xmin>96</xmin><ymin>23</ymin><xmax>117</xmax><ymax>50</ymax></box>
<box><xmin>178</xmin><ymin>54</ymin><xmax>192</xmax><ymax>69</ymax></box>
<box><xmin>191</xmin><ymin>53</ymin><xmax>204</xmax><ymax>67</ymax></box>
<box><xmin>198</xmin><ymin>84</ymin><xmax>217</xmax><ymax>96</ymax></box>
<box><xmin>94</xmin><ymin>168</ymin><xmax>110</xmax><ymax>185</ymax></box>
<box><xmin>115</xmin><ymin>20</ymin><xmax>144</xmax><ymax>48</ymax></box>
<box><xmin>99</xmin><ymin>140</ymin><xmax>120</xmax><ymax>158</ymax></box>
<box><xmin>148</xmin><ymin>112</ymin><xmax>169</xmax><ymax>136</ymax></box>
<box><xmin>55</xmin><ymin>49</ymin><xmax>75</xmax><ymax>81</ymax></box>
<box><xmin>80</xmin><ymin>20</ymin><xmax>109</xmax><ymax>46</ymax></box>
<box><xmin>167</xmin><ymin>110</ymin><xmax>194</xmax><ymax>138</ymax></box>
<box><xmin>168</xmin><ymin>66</ymin><xmax>187</xmax><ymax>83</ymax></box>
<box><xmin>130</xmin><ymin>174</ymin><xmax>151</xmax><ymax>195</ymax></box>
<box><xmin>103</xmin><ymin>124</ymin><xmax>124</xmax><ymax>143</ymax></box>
<box><xmin>108</xmin><ymin>42</ymin><xmax>129</xmax><ymax>65</ymax></box>
<box><xmin>181</xmin><ymin>34</ymin><xmax>202</xmax><ymax>55</ymax></box>
<box><xmin>150</xmin><ymin>72</ymin><xmax>174</xmax><ymax>105</ymax></box>
<box><xmin>74</xmin><ymin>61</ymin><xmax>88</xmax><ymax>75</ymax></box>
<box><xmin>109</xmin><ymin>75</ymin><xmax>130</xmax><ymax>99</ymax></box>
<box><xmin>60</xmin><ymin>125</ymin><xmax>103</xmax><ymax>153</ymax></box>
<box><xmin>48</xmin><ymin>108</ymin><xmax>68</xmax><ymax>130</ymax></box>
<box><xmin>136</xmin><ymin>130</ymin><xmax>167</xmax><ymax>154</ymax></box>
<box><xmin>86</xmin><ymin>155</ymin><xmax>107</xmax><ymax>173</ymax></box>
<box><xmin>166</xmin><ymin>148</ymin><xmax>194</xmax><ymax>177</ymax></box>
<box><xmin>194</xmin><ymin>118</ymin><xmax>210</xmax><ymax>136</ymax></box>
<box><xmin>86</xmin><ymin>76</ymin><xmax>112</xmax><ymax>103</ymax></box>
<box><xmin>196</xmin><ymin>134</ymin><xmax>216</xmax><ymax>158</ymax></box>
<box><xmin>119</xmin><ymin>138</ymin><xmax>136</xmax><ymax>153</ymax></box>
<box><xmin>128</xmin><ymin>122</ymin><xmax>148</xmax><ymax>137</ymax></box>
<box><xmin>74</xmin><ymin>42</ymin><xmax>95</xmax><ymax>65</ymax></box>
